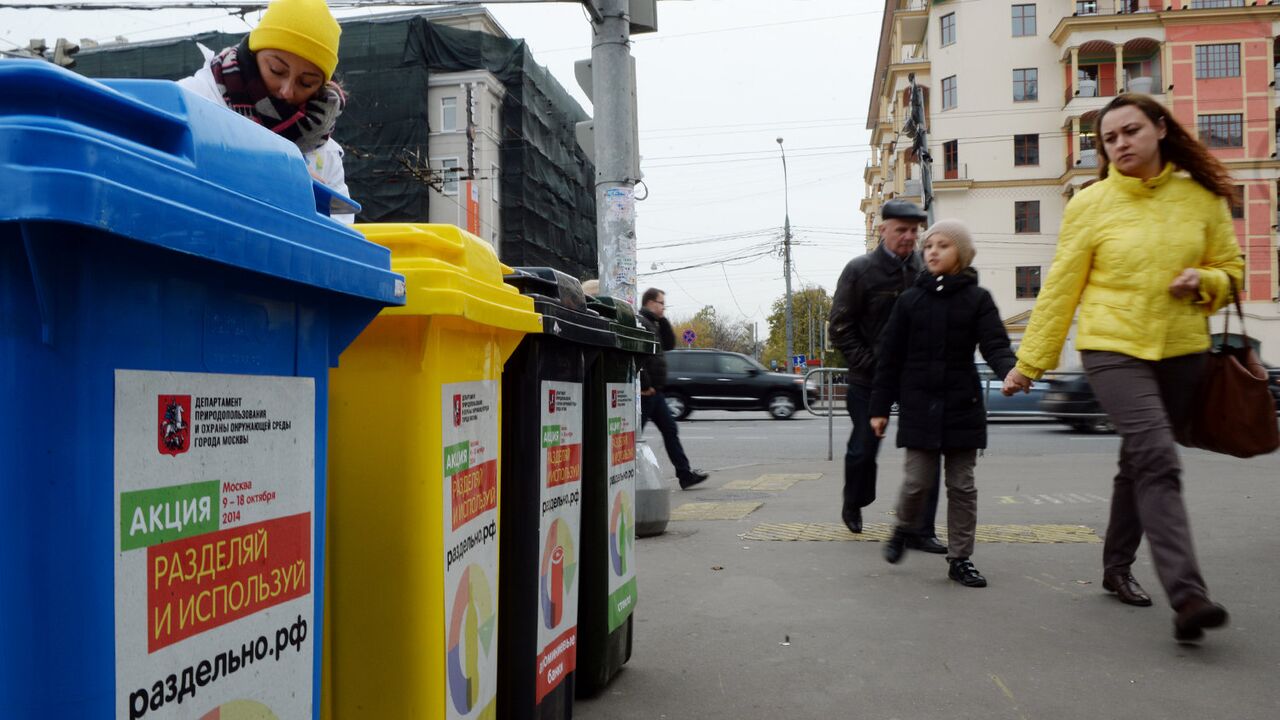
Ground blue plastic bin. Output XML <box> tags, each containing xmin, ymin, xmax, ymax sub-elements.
<box><xmin>0</xmin><ymin>60</ymin><xmax>404</xmax><ymax>719</ymax></box>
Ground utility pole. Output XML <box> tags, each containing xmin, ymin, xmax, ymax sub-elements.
<box><xmin>906</xmin><ymin>72</ymin><xmax>935</xmax><ymax>225</ymax></box>
<box><xmin>776</xmin><ymin>137</ymin><xmax>796</xmax><ymax>374</ymax></box>
<box><xmin>588</xmin><ymin>0</ymin><xmax>640</xmax><ymax>306</ymax></box>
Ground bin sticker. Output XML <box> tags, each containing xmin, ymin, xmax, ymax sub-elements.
<box><xmin>442</xmin><ymin>381</ymin><xmax>500</xmax><ymax>720</ymax></box>
<box><xmin>606</xmin><ymin>382</ymin><xmax>639</xmax><ymax>632</ymax></box>
<box><xmin>114</xmin><ymin>370</ymin><xmax>315</xmax><ymax>720</ymax></box>
<box><xmin>536</xmin><ymin>381</ymin><xmax>583</xmax><ymax>703</ymax></box>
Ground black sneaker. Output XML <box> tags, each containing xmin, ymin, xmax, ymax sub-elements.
<box><xmin>948</xmin><ymin>559</ymin><xmax>987</xmax><ymax>588</ymax></box>
<box><xmin>679</xmin><ymin>469</ymin><xmax>709</xmax><ymax>490</ymax></box>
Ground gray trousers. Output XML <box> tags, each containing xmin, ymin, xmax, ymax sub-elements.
<box><xmin>898</xmin><ymin>448</ymin><xmax>978</xmax><ymax>561</ymax></box>
<box><xmin>1082</xmin><ymin>350</ymin><xmax>1208</xmax><ymax>609</ymax></box>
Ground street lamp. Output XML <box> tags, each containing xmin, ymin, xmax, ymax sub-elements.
<box><xmin>776</xmin><ymin>137</ymin><xmax>796</xmax><ymax>374</ymax></box>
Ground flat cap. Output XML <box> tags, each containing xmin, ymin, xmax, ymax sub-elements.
<box><xmin>880</xmin><ymin>198</ymin><xmax>927</xmax><ymax>222</ymax></box>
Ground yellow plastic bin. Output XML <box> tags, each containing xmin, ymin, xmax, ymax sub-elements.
<box><xmin>323</xmin><ymin>224</ymin><xmax>542</xmax><ymax>719</ymax></box>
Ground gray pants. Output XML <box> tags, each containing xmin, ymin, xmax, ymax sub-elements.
<box><xmin>898</xmin><ymin>448</ymin><xmax>978</xmax><ymax>561</ymax></box>
<box><xmin>1082</xmin><ymin>350</ymin><xmax>1208</xmax><ymax>609</ymax></box>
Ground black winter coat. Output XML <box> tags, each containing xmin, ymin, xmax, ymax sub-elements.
<box><xmin>637</xmin><ymin>309</ymin><xmax>676</xmax><ymax>391</ymax></box>
<box><xmin>828</xmin><ymin>246</ymin><xmax>925</xmax><ymax>385</ymax></box>
<box><xmin>868</xmin><ymin>268</ymin><xmax>1017</xmax><ymax>450</ymax></box>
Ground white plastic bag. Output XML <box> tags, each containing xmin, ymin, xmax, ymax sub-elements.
<box><xmin>634</xmin><ymin>439</ymin><xmax>670</xmax><ymax>537</ymax></box>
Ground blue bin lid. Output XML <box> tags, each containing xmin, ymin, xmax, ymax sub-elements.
<box><xmin>0</xmin><ymin>60</ymin><xmax>404</xmax><ymax>306</ymax></box>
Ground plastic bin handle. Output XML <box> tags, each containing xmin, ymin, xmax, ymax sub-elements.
<box><xmin>0</xmin><ymin>61</ymin><xmax>192</xmax><ymax>160</ymax></box>
<box><xmin>503</xmin><ymin>268</ymin><xmax>560</xmax><ymax>297</ymax></box>
<box><xmin>313</xmin><ymin>180</ymin><xmax>362</xmax><ymax>218</ymax></box>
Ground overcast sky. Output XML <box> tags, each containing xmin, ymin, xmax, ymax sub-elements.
<box><xmin>2</xmin><ymin>0</ymin><xmax>883</xmax><ymax>335</ymax></box>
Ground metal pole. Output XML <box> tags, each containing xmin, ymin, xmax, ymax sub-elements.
<box><xmin>592</xmin><ymin>0</ymin><xmax>638</xmax><ymax>306</ymax></box>
<box><xmin>826</xmin><ymin>371</ymin><xmax>833</xmax><ymax>461</ymax></box>
<box><xmin>909</xmin><ymin>73</ymin><xmax>936</xmax><ymax>227</ymax></box>
<box><xmin>776</xmin><ymin>137</ymin><xmax>796</xmax><ymax>374</ymax></box>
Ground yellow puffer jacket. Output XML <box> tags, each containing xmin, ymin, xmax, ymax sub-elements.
<box><xmin>1016</xmin><ymin>163</ymin><xmax>1243</xmax><ymax>379</ymax></box>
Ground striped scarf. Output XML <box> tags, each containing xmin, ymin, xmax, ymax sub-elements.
<box><xmin>207</xmin><ymin>38</ymin><xmax>344</xmax><ymax>154</ymax></box>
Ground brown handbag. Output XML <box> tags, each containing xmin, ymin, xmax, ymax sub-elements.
<box><xmin>1180</xmin><ymin>282</ymin><xmax>1279</xmax><ymax>458</ymax></box>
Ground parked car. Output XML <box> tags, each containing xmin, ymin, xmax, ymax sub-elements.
<box><xmin>977</xmin><ymin>362</ymin><xmax>1051</xmax><ymax>418</ymax></box>
<box><xmin>1039</xmin><ymin>371</ymin><xmax>1114</xmax><ymax>433</ymax></box>
<box><xmin>663</xmin><ymin>349</ymin><xmax>817</xmax><ymax>420</ymax></box>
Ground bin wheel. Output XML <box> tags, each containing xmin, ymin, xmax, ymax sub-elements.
<box><xmin>767</xmin><ymin>392</ymin><xmax>797</xmax><ymax>420</ymax></box>
<box><xmin>665</xmin><ymin>392</ymin><xmax>691</xmax><ymax>420</ymax></box>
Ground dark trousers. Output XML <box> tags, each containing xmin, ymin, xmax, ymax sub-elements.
<box><xmin>844</xmin><ymin>382</ymin><xmax>940</xmax><ymax>536</ymax></box>
<box><xmin>642</xmin><ymin>391</ymin><xmax>692</xmax><ymax>480</ymax></box>
<box><xmin>1082</xmin><ymin>350</ymin><xmax>1209</xmax><ymax>609</ymax></box>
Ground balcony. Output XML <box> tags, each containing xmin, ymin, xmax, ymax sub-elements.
<box><xmin>897</xmin><ymin>0</ymin><xmax>929</xmax><ymax>45</ymax></box>
<box><xmin>1063</xmin><ymin>38</ymin><xmax>1163</xmax><ymax>111</ymax></box>
<box><xmin>1051</xmin><ymin>1</ymin><xmax>1164</xmax><ymax>50</ymax></box>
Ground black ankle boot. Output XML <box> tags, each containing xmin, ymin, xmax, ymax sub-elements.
<box><xmin>883</xmin><ymin>528</ymin><xmax>908</xmax><ymax>564</ymax></box>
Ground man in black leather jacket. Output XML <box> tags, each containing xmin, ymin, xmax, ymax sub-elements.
<box><xmin>827</xmin><ymin>199</ymin><xmax>943</xmax><ymax>551</ymax></box>
<box><xmin>638</xmin><ymin>288</ymin><xmax>708</xmax><ymax>490</ymax></box>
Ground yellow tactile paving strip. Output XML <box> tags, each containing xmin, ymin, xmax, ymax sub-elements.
<box><xmin>722</xmin><ymin>473</ymin><xmax>824</xmax><ymax>491</ymax></box>
<box><xmin>670</xmin><ymin>501</ymin><xmax>765</xmax><ymax>521</ymax></box>
<box><xmin>741</xmin><ymin>522</ymin><xmax>1101</xmax><ymax>544</ymax></box>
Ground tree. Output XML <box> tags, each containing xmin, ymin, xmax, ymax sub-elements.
<box><xmin>668</xmin><ymin>306</ymin><xmax>757</xmax><ymax>356</ymax></box>
<box><xmin>760</xmin><ymin>286</ymin><xmax>839</xmax><ymax>370</ymax></box>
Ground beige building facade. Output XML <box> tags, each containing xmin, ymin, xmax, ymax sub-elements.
<box><xmin>864</xmin><ymin>0</ymin><xmax>1280</xmax><ymax>363</ymax></box>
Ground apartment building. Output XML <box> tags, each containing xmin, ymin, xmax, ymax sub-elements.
<box><xmin>863</xmin><ymin>0</ymin><xmax>1280</xmax><ymax>361</ymax></box>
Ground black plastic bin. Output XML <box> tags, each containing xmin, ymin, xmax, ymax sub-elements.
<box><xmin>498</xmin><ymin>268</ymin><xmax>614</xmax><ymax>720</ymax></box>
<box><xmin>576</xmin><ymin>295</ymin><xmax>657</xmax><ymax>697</ymax></box>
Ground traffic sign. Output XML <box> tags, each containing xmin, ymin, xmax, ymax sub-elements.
<box><xmin>682</xmin><ymin>329</ymin><xmax>696</xmax><ymax>345</ymax></box>
<box><xmin>792</xmin><ymin>354</ymin><xmax>806</xmax><ymax>366</ymax></box>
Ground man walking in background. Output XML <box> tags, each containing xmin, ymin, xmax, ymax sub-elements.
<box><xmin>638</xmin><ymin>287</ymin><xmax>709</xmax><ymax>490</ymax></box>
<box><xmin>827</xmin><ymin>199</ymin><xmax>943</xmax><ymax>552</ymax></box>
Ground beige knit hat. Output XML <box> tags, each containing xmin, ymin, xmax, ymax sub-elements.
<box><xmin>920</xmin><ymin>219</ymin><xmax>976</xmax><ymax>271</ymax></box>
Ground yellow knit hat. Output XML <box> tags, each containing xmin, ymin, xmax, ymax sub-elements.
<box><xmin>249</xmin><ymin>0</ymin><xmax>341</xmax><ymax>80</ymax></box>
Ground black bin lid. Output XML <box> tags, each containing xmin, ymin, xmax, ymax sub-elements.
<box><xmin>504</xmin><ymin>267</ymin><xmax>614</xmax><ymax>347</ymax></box>
<box><xmin>586</xmin><ymin>295</ymin><xmax>656</xmax><ymax>356</ymax></box>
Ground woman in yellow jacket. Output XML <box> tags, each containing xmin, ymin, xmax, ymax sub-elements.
<box><xmin>1003</xmin><ymin>94</ymin><xmax>1243</xmax><ymax>642</ymax></box>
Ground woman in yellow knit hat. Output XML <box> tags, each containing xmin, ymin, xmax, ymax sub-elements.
<box><xmin>178</xmin><ymin>0</ymin><xmax>353</xmax><ymax>222</ymax></box>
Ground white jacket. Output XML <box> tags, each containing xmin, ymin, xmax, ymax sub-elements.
<box><xmin>178</xmin><ymin>58</ymin><xmax>355</xmax><ymax>224</ymax></box>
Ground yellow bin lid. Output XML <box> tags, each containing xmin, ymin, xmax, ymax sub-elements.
<box><xmin>354</xmin><ymin>223</ymin><xmax>542</xmax><ymax>333</ymax></box>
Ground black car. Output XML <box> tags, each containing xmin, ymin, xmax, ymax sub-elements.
<box><xmin>1040</xmin><ymin>364</ymin><xmax>1280</xmax><ymax>433</ymax></box>
<box><xmin>1038</xmin><ymin>372</ymin><xmax>1115</xmax><ymax>433</ymax></box>
<box><xmin>662</xmin><ymin>349</ymin><xmax>817</xmax><ymax>420</ymax></box>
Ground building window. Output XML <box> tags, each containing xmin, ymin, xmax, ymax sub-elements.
<box><xmin>1076</xmin><ymin>1</ymin><xmax>1098</xmax><ymax>14</ymax></box>
<box><xmin>1197</xmin><ymin>114</ymin><xmax>1243</xmax><ymax>147</ymax></box>
<box><xmin>1016</xmin><ymin>266</ymin><xmax>1042</xmax><ymax>298</ymax></box>
<box><xmin>1190</xmin><ymin>0</ymin><xmax>1244</xmax><ymax>7</ymax></box>
<box><xmin>436</xmin><ymin>157</ymin><xmax>459</xmax><ymax>195</ymax></box>
<box><xmin>940</xmin><ymin>13</ymin><xmax>956</xmax><ymax>46</ymax></box>
<box><xmin>943</xmin><ymin>140</ymin><xmax>958</xmax><ymax>179</ymax></box>
<box><xmin>1012</xmin><ymin>4</ymin><xmax>1036</xmax><ymax>37</ymax></box>
<box><xmin>1013</xmin><ymin>68</ymin><xmax>1038</xmax><ymax>101</ymax></box>
<box><xmin>490</xmin><ymin>103</ymin><xmax>498</xmax><ymax>133</ymax></box>
<box><xmin>1231</xmin><ymin>185</ymin><xmax>1244</xmax><ymax>219</ymax></box>
<box><xmin>941</xmin><ymin>75</ymin><xmax>957</xmax><ymax>110</ymax></box>
<box><xmin>441</xmin><ymin>96</ymin><xmax>457</xmax><ymax>132</ymax></box>
<box><xmin>492</xmin><ymin>163</ymin><xmax>500</xmax><ymax>204</ymax></box>
<box><xmin>1014</xmin><ymin>201</ymin><xmax>1040</xmax><ymax>233</ymax></box>
<box><xmin>1014</xmin><ymin>134</ymin><xmax>1039</xmax><ymax>166</ymax></box>
<box><xmin>1195</xmin><ymin>44</ymin><xmax>1240</xmax><ymax>79</ymax></box>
